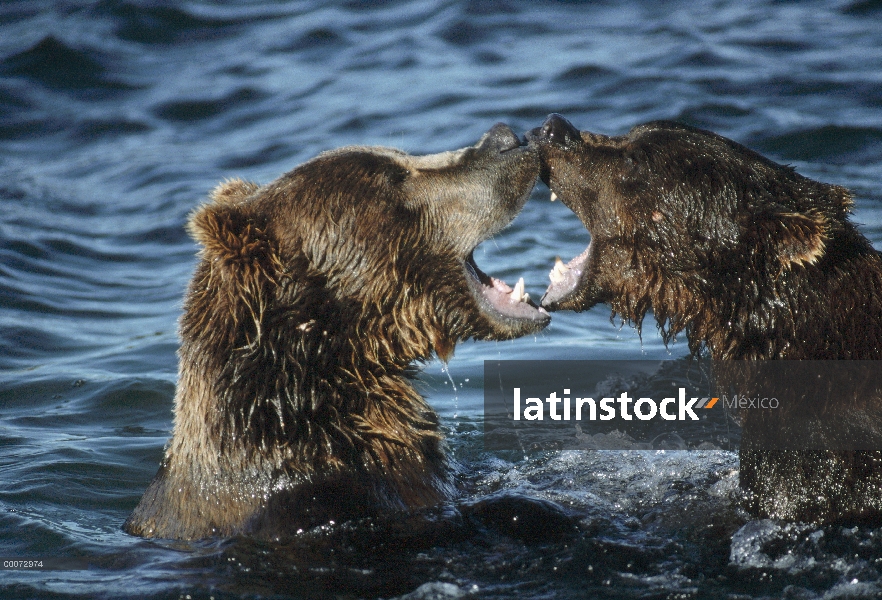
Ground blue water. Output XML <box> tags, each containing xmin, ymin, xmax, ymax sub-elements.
<box><xmin>2</xmin><ymin>1</ymin><xmax>882</xmax><ymax>598</ymax></box>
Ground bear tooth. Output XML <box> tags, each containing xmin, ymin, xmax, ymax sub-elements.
<box><xmin>554</xmin><ymin>256</ymin><xmax>570</xmax><ymax>273</ymax></box>
<box><xmin>510</xmin><ymin>277</ymin><xmax>525</xmax><ymax>302</ymax></box>
<box><xmin>550</xmin><ymin>192</ymin><xmax>558</xmax><ymax>202</ymax></box>
<box><xmin>549</xmin><ymin>257</ymin><xmax>571</xmax><ymax>283</ymax></box>
<box><xmin>522</xmin><ymin>292</ymin><xmax>530</xmax><ymax>303</ymax></box>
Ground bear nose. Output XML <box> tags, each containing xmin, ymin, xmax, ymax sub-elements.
<box><xmin>481</xmin><ymin>122</ymin><xmax>523</xmax><ymax>153</ymax></box>
<box><xmin>540</xmin><ymin>114</ymin><xmax>581</xmax><ymax>146</ymax></box>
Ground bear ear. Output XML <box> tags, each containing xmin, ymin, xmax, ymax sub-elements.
<box><xmin>187</xmin><ymin>186</ymin><xmax>279</xmax><ymax>277</ymax></box>
<box><xmin>209</xmin><ymin>178</ymin><xmax>260</xmax><ymax>206</ymax></box>
<box><xmin>829</xmin><ymin>183</ymin><xmax>855</xmax><ymax>212</ymax></box>
<box><xmin>752</xmin><ymin>210</ymin><xmax>828</xmax><ymax>269</ymax></box>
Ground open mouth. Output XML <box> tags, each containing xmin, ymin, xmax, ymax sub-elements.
<box><xmin>540</xmin><ymin>189</ymin><xmax>591</xmax><ymax>309</ymax></box>
<box><xmin>464</xmin><ymin>252</ymin><xmax>549</xmax><ymax>325</ymax></box>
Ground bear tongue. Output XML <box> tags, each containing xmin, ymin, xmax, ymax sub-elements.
<box><xmin>481</xmin><ymin>273</ymin><xmax>532</xmax><ymax>306</ymax></box>
<box><xmin>464</xmin><ymin>255</ymin><xmax>545</xmax><ymax>318</ymax></box>
<box><xmin>491</xmin><ymin>276</ymin><xmax>513</xmax><ymax>294</ymax></box>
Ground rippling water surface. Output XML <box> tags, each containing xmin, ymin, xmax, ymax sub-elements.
<box><xmin>3</xmin><ymin>1</ymin><xmax>882</xmax><ymax>598</ymax></box>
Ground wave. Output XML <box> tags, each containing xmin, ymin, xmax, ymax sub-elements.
<box><xmin>756</xmin><ymin>125</ymin><xmax>882</xmax><ymax>164</ymax></box>
<box><xmin>0</xmin><ymin>36</ymin><xmax>135</xmax><ymax>94</ymax></box>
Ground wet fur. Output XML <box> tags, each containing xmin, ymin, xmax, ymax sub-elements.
<box><xmin>534</xmin><ymin>116</ymin><xmax>882</xmax><ymax>523</ymax></box>
<box><xmin>126</xmin><ymin>132</ymin><xmax>542</xmax><ymax>539</ymax></box>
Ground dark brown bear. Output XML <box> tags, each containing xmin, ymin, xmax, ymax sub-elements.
<box><xmin>124</xmin><ymin>124</ymin><xmax>549</xmax><ymax>540</ymax></box>
<box><xmin>530</xmin><ymin>114</ymin><xmax>882</xmax><ymax>524</ymax></box>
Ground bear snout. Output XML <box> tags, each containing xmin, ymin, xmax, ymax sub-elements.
<box><xmin>538</xmin><ymin>113</ymin><xmax>581</xmax><ymax>148</ymax></box>
<box><xmin>478</xmin><ymin>122</ymin><xmax>525</xmax><ymax>153</ymax></box>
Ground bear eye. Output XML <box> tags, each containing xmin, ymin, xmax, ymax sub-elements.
<box><xmin>624</xmin><ymin>147</ymin><xmax>646</xmax><ymax>170</ymax></box>
<box><xmin>623</xmin><ymin>151</ymin><xmax>645</xmax><ymax>178</ymax></box>
<box><xmin>387</xmin><ymin>165</ymin><xmax>411</xmax><ymax>185</ymax></box>
<box><xmin>621</xmin><ymin>152</ymin><xmax>642</xmax><ymax>184</ymax></box>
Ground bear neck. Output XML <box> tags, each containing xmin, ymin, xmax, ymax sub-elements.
<box><xmin>162</xmin><ymin>259</ymin><xmax>451</xmax><ymax>522</ymax></box>
<box><xmin>689</xmin><ymin>234</ymin><xmax>882</xmax><ymax>360</ymax></box>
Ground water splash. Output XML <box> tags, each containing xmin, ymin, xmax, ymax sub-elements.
<box><xmin>440</xmin><ymin>361</ymin><xmax>459</xmax><ymax>419</ymax></box>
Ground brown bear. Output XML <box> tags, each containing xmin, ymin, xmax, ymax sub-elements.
<box><xmin>124</xmin><ymin>123</ymin><xmax>549</xmax><ymax>540</ymax></box>
<box><xmin>530</xmin><ymin>114</ymin><xmax>882</xmax><ymax>524</ymax></box>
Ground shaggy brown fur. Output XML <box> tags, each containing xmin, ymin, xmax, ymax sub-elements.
<box><xmin>531</xmin><ymin>114</ymin><xmax>882</xmax><ymax>523</ymax></box>
<box><xmin>125</xmin><ymin>124</ymin><xmax>548</xmax><ymax>540</ymax></box>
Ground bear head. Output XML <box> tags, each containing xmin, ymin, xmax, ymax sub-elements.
<box><xmin>125</xmin><ymin>123</ymin><xmax>548</xmax><ymax>539</ymax></box>
<box><xmin>529</xmin><ymin>114</ymin><xmax>873</xmax><ymax>359</ymax></box>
